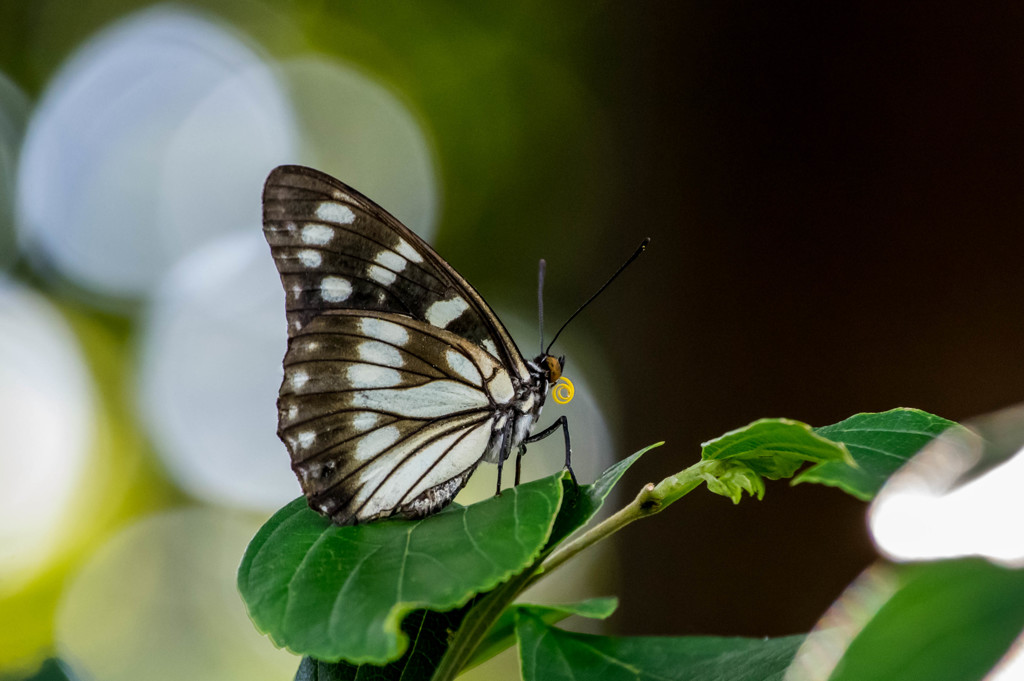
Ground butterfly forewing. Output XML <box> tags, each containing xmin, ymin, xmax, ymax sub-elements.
<box><xmin>263</xmin><ymin>166</ymin><xmax>528</xmax><ymax>380</ymax></box>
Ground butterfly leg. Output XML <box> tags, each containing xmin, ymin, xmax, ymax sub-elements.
<box><xmin>494</xmin><ymin>415</ymin><xmax>517</xmax><ymax>496</ymax></box>
<box><xmin>515</xmin><ymin>445</ymin><xmax>526</xmax><ymax>486</ymax></box>
<box><xmin>521</xmin><ymin>415</ymin><xmax>577</xmax><ymax>488</ymax></box>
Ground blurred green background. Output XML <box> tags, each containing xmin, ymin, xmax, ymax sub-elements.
<box><xmin>3</xmin><ymin>1</ymin><xmax>1024</xmax><ymax>679</ymax></box>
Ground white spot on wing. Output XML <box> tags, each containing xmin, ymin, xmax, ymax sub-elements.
<box><xmin>394</xmin><ymin>238</ymin><xmax>424</xmax><ymax>263</ymax></box>
<box><xmin>320</xmin><ymin>276</ymin><xmax>352</xmax><ymax>302</ymax></box>
<box><xmin>354</xmin><ymin>425</ymin><xmax>400</xmax><ymax>461</ymax></box>
<box><xmin>347</xmin><ymin>364</ymin><xmax>402</xmax><ymax>388</ymax></box>
<box><xmin>358</xmin><ymin>340</ymin><xmax>404</xmax><ymax>367</ymax></box>
<box><xmin>425</xmin><ymin>296</ymin><xmax>469</xmax><ymax>327</ymax></box>
<box><xmin>301</xmin><ymin>224</ymin><xmax>333</xmax><ymax>245</ymax></box>
<box><xmin>298</xmin><ymin>249</ymin><xmax>322</xmax><ymax>268</ymax></box>
<box><xmin>352</xmin><ymin>412</ymin><xmax>379</xmax><ymax>432</ymax></box>
<box><xmin>375</xmin><ymin>249</ymin><xmax>407</xmax><ymax>272</ymax></box>
<box><xmin>352</xmin><ymin>381</ymin><xmax>488</xmax><ymax>417</ymax></box>
<box><xmin>316</xmin><ymin>201</ymin><xmax>356</xmax><ymax>225</ymax></box>
<box><xmin>296</xmin><ymin>431</ymin><xmax>315</xmax><ymax>449</ymax></box>
<box><xmin>360</xmin><ymin>318</ymin><xmax>409</xmax><ymax>345</ymax></box>
<box><xmin>291</xmin><ymin>283</ymin><xmax>304</xmax><ymax>300</ymax></box>
<box><xmin>487</xmin><ymin>370</ymin><xmax>515</xmax><ymax>404</ymax></box>
<box><xmin>445</xmin><ymin>348</ymin><xmax>481</xmax><ymax>385</ymax></box>
<box><xmin>286</xmin><ymin>405</ymin><xmax>298</xmax><ymax>421</ymax></box>
<box><xmin>368</xmin><ymin>264</ymin><xmax>397</xmax><ymax>286</ymax></box>
<box><xmin>290</xmin><ymin>370</ymin><xmax>309</xmax><ymax>390</ymax></box>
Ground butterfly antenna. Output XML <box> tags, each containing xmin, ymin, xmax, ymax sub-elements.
<box><xmin>545</xmin><ymin>238</ymin><xmax>651</xmax><ymax>354</ymax></box>
<box><xmin>538</xmin><ymin>259</ymin><xmax>547</xmax><ymax>354</ymax></box>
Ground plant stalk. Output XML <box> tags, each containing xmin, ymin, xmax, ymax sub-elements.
<box><xmin>532</xmin><ymin>462</ymin><xmax>708</xmax><ymax>584</ymax></box>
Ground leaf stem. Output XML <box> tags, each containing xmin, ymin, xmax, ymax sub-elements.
<box><xmin>430</xmin><ymin>567</ymin><xmax>538</xmax><ymax>681</ymax></box>
<box><xmin>532</xmin><ymin>462</ymin><xmax>708</xmax><ymax>583</ymax></box>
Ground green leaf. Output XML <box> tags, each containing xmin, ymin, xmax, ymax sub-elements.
<box><xmin>803</xmin><ymin>408</ymin><xmax>957</xmax><ymax>500</ymax></box>
<box><xmin>465</xmin><ymin>597</ymin><xmax>618</xmax><ymax>670</ymax></box>
<box><xmin>819</xmin><ymin>558</ymin><xmax>1024</xmax><ymax>681</ymax></box>
<box><xmin>698</xmin><ymin>418</ymin><xmax>853</xmax><ymax>502</ymax></box>
<box><xmin>237</xmin><ymin>474</ymin><xmax>564</xmax><ymax>664</ymax></box>
<box><xmin>515</xmin><ymin>611</ymin><xmax>804</xmax><ymax>681</ymax></box>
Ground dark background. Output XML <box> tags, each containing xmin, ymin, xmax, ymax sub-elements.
<box><xmin>3</xmin><ymin>0</ymin><xmax>1024</xmax><ymax>646</ymax></box>
<box><xmin>605</xmin><ymin>3</ymin><xmax>1024</xmax><ymax>636</ymax></box>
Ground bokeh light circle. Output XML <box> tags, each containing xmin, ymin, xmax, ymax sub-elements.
<box><xmin>274</xmin><ymin>56</ymin><xmax>439</xmax><ymax>239</ymax></box>
<box><xmin>56</xmin><ymin>508</ymin><xmax>297</xmax><ymax>681</ymax></box>
<box><xmin>16</xmin><ymin>6</ymin><xmax>297</xmax><ymax>299</ymax></box>
<box><xmin>137</xmin><ymin>231</ymin><xmax>297</xmax><ymax>511</ymax></box>
<box><xmin>0</xmin><ymin>281</ymin><xmax>95</xmax><ymax>593</ymax></box>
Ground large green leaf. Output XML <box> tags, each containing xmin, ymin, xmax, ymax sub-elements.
<box><xmin>809</xmin><ymin>558</ymin><xmax>1024</xmax><ymax>681</ymax></box>
<box><xmin>515</xmin><ymin>612</ymin><xmax>804</xmax><ymax>681</ymax></box>
<box><xmin>803</xmin><ymin>408</ymin><xmax>956</xmax><ymax>500</ymax></box>
<box><xmin>238</xmin><ymin>474</ymin><xmax>564</xmax><ymax>664</ymax></box>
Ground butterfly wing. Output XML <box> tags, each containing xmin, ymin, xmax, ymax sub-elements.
<box><xmin>262</xmin><ymin>165</ymin><xmax>528</xmax><ymax>380</ymax></box>
<box><xmin>278</xmin><ymin>310</ymin><xmax>517</xmax><ymax>524</ymax></box>
<box><xmin>262</xmin><ymin>165</ymin><xmax>527</xmax><ymax>523</ymax></box>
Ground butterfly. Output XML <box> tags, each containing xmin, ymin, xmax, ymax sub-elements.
<box><xmin>263</xmin><ymin>165</ymin><xmax>646</xmax><ymax>525</ymax></box>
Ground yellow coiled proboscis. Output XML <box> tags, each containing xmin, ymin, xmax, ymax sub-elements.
<box><xmin>552</xmin><ymin>376</ymin><xmax>574</xmax><ymax>405</ymax></box>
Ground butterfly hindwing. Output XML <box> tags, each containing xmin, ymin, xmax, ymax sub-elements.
<box><xmin>276</xmin><ymin>310</ymin><xmax>518</xmax><ymax>524</ymax></box>
<box><xmin>263</xmin><ymin>165</ymin><xmax>528</xmax><ymax>380</ymax></box>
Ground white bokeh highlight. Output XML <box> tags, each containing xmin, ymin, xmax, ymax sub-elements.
<box><xmin>56</xmin><ymin>508</ymin><xmax>297</xmax><ymax>681</ymax></box>
<box><xmin>137</xmin><ymin>231</ymin><xmax>296</xmax><ymax>510</ymax></box>
<box><xmin>16</xmin><ymin>6</ymin><xmax>297</xmax><ymax>298</ymax></box>
<box><xmin>869</xmin><ymin>408</ymin><xmax>1024</xmax><ymax>567</ymax></box>
<box><xmin>275</xmin><ymin>56</ymin><xmax>439</xmax><ymax>239</ymax></box>
<box><xmin>989</xmin><ymin>636</ymin><xmax>1024</xmax><ymax>681</ymax></box>
<box><xmin>0</xmin><ymin>281</ymin><xmax>95</xmax><ymax>593</ymax></box>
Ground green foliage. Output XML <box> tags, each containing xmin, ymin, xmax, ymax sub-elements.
<box><xmin>237</xmin><ymin>408</ymin><xmax>1024</xmax><ymax>681</ymax></box>
<box><xmin>827</xmin><ymin>558</ymin><xmax>1024</xmax><ymax>681</ymax></box>
<box><xmin>804</xmin><ymin>408</ymin><xmax>957</xmax><ymax>499</ymax></box>
<box><xmin>697</xmin><ymin>417</ymin><xmax>854</xmax><ymax>502</ymax></box>
<box><xmin>515</xmin><ymin>615</ymin><xmax>804</xmax><ymax>681</ymax></box>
